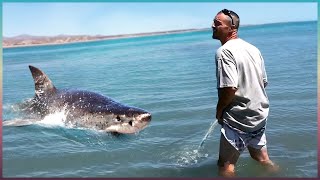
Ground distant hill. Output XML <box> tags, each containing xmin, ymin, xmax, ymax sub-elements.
<box><xmin>3</xmin><ymin>28</ymin><xmax>207</xmax><ymax>48</ymax></box>
<box><xmin>3</xmin><ymin>34</ymin><xmax>108</xmax><ymax>48</ymax></box>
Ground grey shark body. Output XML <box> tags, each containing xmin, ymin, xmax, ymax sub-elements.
<box><xmin>7</xmin><ymin>65</ymin><xmax>151</xmax><ymax>134</ymax></box>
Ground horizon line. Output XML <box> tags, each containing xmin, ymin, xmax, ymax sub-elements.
<box><xmin>3</xmin><ymin>19</ymin><xmax>316</xmax><ymax>38</ymax></box>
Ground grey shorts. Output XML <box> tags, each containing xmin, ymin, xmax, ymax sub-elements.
<box><xmin>221</xmin><ymin>123</ymin><xmax>267</xmax><ymax>153</ymax></box>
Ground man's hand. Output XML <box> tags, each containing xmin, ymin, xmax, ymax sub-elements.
<box><xmin>216</xmin><ymin>87</ymin><xmax>237</xmax><ymax>125</ymax></box>
<box><xmin>216</xmin><ymin>108</ymin><xmax>223</xmax><ymax>125</ymax></box>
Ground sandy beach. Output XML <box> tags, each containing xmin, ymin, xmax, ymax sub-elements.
<box><xmin>3</xmin><ymin>28</ymin><xmax>208</xmax><ymax>49</ymax></box>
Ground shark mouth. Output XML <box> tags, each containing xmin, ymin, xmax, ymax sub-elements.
<box><xmin>104</xmin><ymin>122</ymin><xmax>149</xmax><ymax>134</ymax></box>
<box><xmin>104</xmin><ymin>113</ymin><xmax>151</xmax><ymax>134</ymax></box>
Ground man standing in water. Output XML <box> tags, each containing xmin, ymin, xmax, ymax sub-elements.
<box><xmin>212</xmin><ymin>9</ymin><xmax>278</xmax><ymax>177</ymax></box>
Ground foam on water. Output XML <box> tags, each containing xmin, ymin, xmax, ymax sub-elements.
<box><xmin>3</xmin><ymin>114</ymin><xmax>68</xmax><ymax>127</ymax></box>
<box><xmin>173</xmin><ymin>145</ymin><xmax>209</xmax><ymax>167</ymax></box>
<box><xmin>165</xmin><ymin>120</ymin><xmax>220</xmax><ymax>168</ymax></box>
<box><xmin>36</xmin><ymin>110</ymin><xmax>69</xmax><ymax>128</ymax></box>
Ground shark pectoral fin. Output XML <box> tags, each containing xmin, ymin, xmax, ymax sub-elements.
<box><xmin>3</xmin><ymin>119</ymin><xmax>37</xmax><ymax>127</ymax></box>
<box><xmin>29</xmin><ymin>65</ymin><xmax>57</xmax><ymax>97</ymax></box>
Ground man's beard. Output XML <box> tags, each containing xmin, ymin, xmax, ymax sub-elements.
<box><xmin>212</xmin><ymin>28</ymin><xmax>217</xmax><ymax>39</ymax></box>
<box><xmin>212</xmin><ymin>32</ymin><xmax>217</xmax><ymax>39</ymax></box>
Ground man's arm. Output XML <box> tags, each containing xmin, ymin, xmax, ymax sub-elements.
<box><xmin>216</xmin><ymin>87</ymin><xmax>237</xmax><ymax>124</ymax></box>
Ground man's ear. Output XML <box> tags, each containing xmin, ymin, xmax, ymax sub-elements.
<box><xmin>228</xmin><ymin>26</ymin><xmax>235</xmax><ymax>32</ymax></box>
<box><xmin>229</xmin><ymin>23</ymin><xmax>236</xmax><ymax>30</ymax></box>
<box><xmin>229</xmin><ymin>25</ymin><xmax>237</xmax><ymax>33</ymax></box>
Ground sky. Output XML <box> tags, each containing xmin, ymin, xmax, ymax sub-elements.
<box><xmin>3</xmin><ymin>2</ymin><xmax>318</xmax><ymax>37</ymax></box>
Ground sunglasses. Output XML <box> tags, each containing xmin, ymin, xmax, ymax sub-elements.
<box><xmin>221</xmin><ymin>9</ymin><xmax>234</xmax><ymax>26</ymax></box>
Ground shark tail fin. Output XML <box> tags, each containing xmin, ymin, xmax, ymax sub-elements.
<box><xmin>29</xmin><ymin>65</ymin><xmax>57</xmax><ymax>98</ymax></box>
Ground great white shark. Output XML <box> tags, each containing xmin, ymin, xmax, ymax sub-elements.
<box><xmin>3</xmin><ymin>65</ymin><xmax>152</xmax><ymax>134</ymax></box>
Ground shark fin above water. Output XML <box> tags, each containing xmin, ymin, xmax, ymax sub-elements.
<box><xmin>29</xmin><ymin>65</ymin><xmax>57</xmax><ymax>98</ymax></box>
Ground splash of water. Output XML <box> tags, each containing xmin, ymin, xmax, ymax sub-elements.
<box><xmin>176</xmin><ymin>147</ymin><xmax>209</xmax><ymax>166</ymax></box>
<box><xmin>198</xmin><ymin>120</ymin><xmax>219</xmax><ymax>149</ymax></box>
<box><xmin>36</xmin><ymin>110</ymin><xmax>69</xmax><ymax>128</ymax></box>
<box><xmin>171</xmin><ymin>147</ymin><xmax>209</xmax><ymax>167</ymax></box>
<box><xmin>172</xmin><ymin>120</ymin><xmax>219</xmax><ymax>167</ymax></box>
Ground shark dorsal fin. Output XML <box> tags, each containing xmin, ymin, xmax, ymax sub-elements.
<box><xmin>29</xmin><ymin>65</ymin><xmax>57</xmax><ymax>98</ymax></box>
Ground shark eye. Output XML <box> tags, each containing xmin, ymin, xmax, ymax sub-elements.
<box><xmin>116</xmin><ymin>115</ymin><xmax>121</xmax><ymax>122</ymax></box>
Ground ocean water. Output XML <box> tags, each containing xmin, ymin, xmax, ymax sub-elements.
<box><xmin>2</xmin><ymin>21</ymin><xmax>317</xmax><ymax>177</ymax></box>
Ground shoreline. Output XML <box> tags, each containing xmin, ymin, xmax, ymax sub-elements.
<box><xmin>3</xmin><ymin>20</ymin><xmax>315</xmax><ymax>49</ymax></box>
<box><xmin>3</xmin><ymin>28</ymin><xmax>207</xmax><ymax>49</ymax></box>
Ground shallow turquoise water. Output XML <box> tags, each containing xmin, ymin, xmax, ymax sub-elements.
<box><xmin>3</xmin><ymin>21</ymin><xmax>317</xmax><ymax>177</ymax></box>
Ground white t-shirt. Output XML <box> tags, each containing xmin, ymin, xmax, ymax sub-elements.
<box><xmin>215</xmin><ymin>38</ymin><xmax>269</xmax><ymax>132</ymax></box>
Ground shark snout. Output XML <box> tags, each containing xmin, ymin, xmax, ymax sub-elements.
<box><xmin>138</xmin><ymin>113</ymin><xmax>152</xmax><ymax>122</ymax></box>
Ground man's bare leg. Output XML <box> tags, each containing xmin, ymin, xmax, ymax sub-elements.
<box><xmin>218</xmin><ymin>161</ymin><xmax>235</xmax><ymax>177</ymax></box>
<box><xmin>248</xmin><ymin>146</ymin><xmax>279</xmax><ymax>173</ymax></box>
<box><xmin>217</xmin><ymin>134</ymin><xmax>240</xmax><ymax>177</ymax></box>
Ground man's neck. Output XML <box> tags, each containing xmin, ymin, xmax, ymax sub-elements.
<box><xmin>221</xmin><ymin>33</ymin><xmax>238</xmax><ymax>45</ymax></box>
